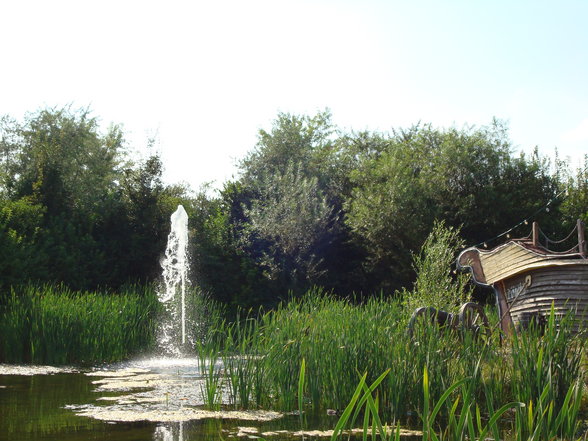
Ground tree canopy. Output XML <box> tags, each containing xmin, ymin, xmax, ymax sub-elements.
<box><xmin>1</xmin><ymin>106</ymin><xmax>585</xmax><ymax>308</ymax></box>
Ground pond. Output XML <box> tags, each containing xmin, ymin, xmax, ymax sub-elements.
<box><xmin>1</xmin><ymin>359</ymin><xmax>420</xmax><ymax>441</ymax></box>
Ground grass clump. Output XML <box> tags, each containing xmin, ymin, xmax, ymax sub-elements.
<box><xmin>0</xmin><ymin>284</ymin><xmax>159</xmax><ymax>364</ymax></box>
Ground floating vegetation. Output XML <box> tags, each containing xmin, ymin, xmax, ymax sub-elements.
<box><xmin>86</xmin><ymin>367</ymin><xmax>150</xmax><ymax>377</ymax></box>
<box><xmin>71</xmin><ymin>406</ymin><xmax>283</xmax><ymax>423</ymax></box>
<box><xmin>0</xmin><ymin>364</ymin><xmax>78</xmax><ymax>375</ymax></box>
<box><xmin>67</xmin><ymin>362</ymin><xmax>283</xmax><ymax>424</ymax></box>
<box><xmin>223</xmin><ymin>426</ymin><xmax>423</xmax><ymax>438</ymax></box>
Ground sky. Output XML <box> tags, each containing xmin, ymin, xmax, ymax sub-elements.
<box><xmin>1</xmin><ymin>0</ymin><xmax>587</xmax><ymax>191</ymax></box>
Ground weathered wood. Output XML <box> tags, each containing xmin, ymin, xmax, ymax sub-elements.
<box><xmin>457</xmin><ymin>220</ymin><xmax>588</xmax><ymax>333</ymax></box>
<box><xmin>579</xmin><ymin>219</ymin><xmax>586</xmax><ymax>258</ymax></box>
<box><xmin>460</xmin><ymin>242</ymin><xmax>588</xmax><ymax>286</ymax></box>
<box><xmin>533</xmin><ymin>221</ymin><xmax>539</xmax><ymax>247</ymax></box>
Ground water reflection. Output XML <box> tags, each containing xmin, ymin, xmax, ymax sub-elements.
<box><xmin>0</xmin><ymin>364</ymin><xmax>372</xmax><ymax>441</ymax></box>
<box><xmin>154</xmin><ymin>423</ymin><xmax>182</xmax><ymax>441</ymax></box>
<box><xmin>153</xmin><ymin>420</ymin><xmax>227</xmax><ymax>441</ymax></box>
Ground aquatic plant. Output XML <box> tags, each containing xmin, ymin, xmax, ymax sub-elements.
<box><xmin>197</xmin><ymin>342</ymin><xmax>224</xmax><ymax>411</ymax></box>
<box><xmin>509</xmin><ymin>307</ymin><xmax>584</xmax><ymax>440</ymax></box>
<box><xmin>207</xmin><ymin>289</ymin><xmax>586</xmax><ymax>439</ymax></box>
<box><xmin>0</xmin><ymin>284</ymin><xmax>159</xmax><ymax>364</ymax></box>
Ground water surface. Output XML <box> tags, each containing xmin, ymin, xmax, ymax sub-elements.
<box><xmin>0</xmin><ymin>360</ymin><xmax>374</xmax><ymax>441</ymax></box>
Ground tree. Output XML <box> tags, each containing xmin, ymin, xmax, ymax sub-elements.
<box><xmin>240</xmin><ymin>111</ymin><xmax>335</xmax><ymax>186</ymax></box>
<box><xmin>2</xmin><ymin>107</ymin><xmax>122</xmax><ymax>218</ymax></box>
<box><xmin>119</xmin><ymin>154</ymin><xmax>187</xmax><ymax>284</ymax></box>
<box><xmin>560</xmin><ymin>155</ymin><xmax>588</xmax><ymax>227</ymax></box>
<box><xmin>345</xmin><ymin>121</ymin><xmax>560</xmax><ymax>292</ymax></box>
<box><xmin>0</xmin><ymin>198</ymin><xmax>47</xmax><ymax>293</ymax></box>
<box><xmin>0</xmin><ymin>107</ymin><xmax>126</xmax><ymax>289</ymax></box>
<box><xmin>243</xmin><ymin>165</ymin><xmax>335</xmax><ymax>290</ymax></box>
<box><xmin>0</xmin><ymin>107</ymin><xmax>185</xmax><ymax>290</ymax></box>
<box><xmin>189</xmin><ymin>182</ymin><xmax>271</xmax><ymax>309</ymax></box>
<box><xmin>234</xmin><ymin>111</ymin><xmax>367</xmax><ymax>298</ymax></box>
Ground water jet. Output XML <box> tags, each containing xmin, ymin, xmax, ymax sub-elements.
<box><xmin>158</xmin><ymin>205</ymin><xmax>191</xmax><ymax>356</ymax></box>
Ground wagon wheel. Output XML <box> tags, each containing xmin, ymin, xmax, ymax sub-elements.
<box><xmin>458</xmin><ymin>302</ymin><xmax>491</xmax><ymax>342</ymax></box>
<box><xmin>407</xmin><ymin>307</ymin><xmax>457</xmax><ymax>339</ymax></box>
<box><xmin>407</xmin><ymin>307</ymin><xmax>438</xmax><ymax>339</ymax></box>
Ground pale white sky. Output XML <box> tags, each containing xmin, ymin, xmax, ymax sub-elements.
<box><xmin>1</xmin><ymin>0</ymin><xmax>587</xmax><ymax>191</ymax></box>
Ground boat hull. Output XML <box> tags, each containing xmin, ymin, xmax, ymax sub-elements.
<box><xmin>498</xmin><ymin>265</ymin><xmax>588</xmax><ymax>332</ymax></box>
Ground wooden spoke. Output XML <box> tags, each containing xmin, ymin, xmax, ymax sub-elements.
<box><xmin>458</xmin><ymin>302</ymin><xmax>491</xmax><ymax>342</ymax></box>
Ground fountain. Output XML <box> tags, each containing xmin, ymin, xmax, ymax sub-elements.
<box><xmin>158</xmin><ymin>205</ymin><xmax>190</xmax><ymax>355</ymax></box>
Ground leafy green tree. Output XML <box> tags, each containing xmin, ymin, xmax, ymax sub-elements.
<box><xmin>345</xmin><ymin>121</ymin><xmax>559</xmax><ymax>291</ymax></box>
<box><xmin>234</xmin><ymin>111</ymin><xmax>366</xmax><ymax>298</ymax></box>
<box><xmin>0</xmin><ymin>107</ymin><xmax>125</xmax><ymax>289</ymax></box>
<box><xmin>190</xmin><ymin>182</ymin><xmax>270</xmax><ymax>309</ymax></box>
<box><xmin>560</xmin><ymin>156</ymin><xmax>588</xmax><ymax>226</ymax></box>
<box><xmin>120</xmin><ymin>155</ymin><xmax>166</xmax><ymax>281</ymax></box>
<box><xmin>243</xmin><ymin>165</ymin><xmax>335</xmax><ymax>289</ymax></box>
<box><xmin>2</xmin><ymin>107</ymin><xmax>122</xmax><ymax>218</ymax></box>
<box><xmin>0</xmin><ymin>107</ymin><xmax>185</xmax><ymax>290</ymax></box>
<box><xmin>240</xmin><ymin>111</ymin><xmax>335</xmax><ymax>186</ymax></box>
<box><xmin>0</xmin><ymin>198</ymin><xmax>47</xmax><ymax>293</ymax></box>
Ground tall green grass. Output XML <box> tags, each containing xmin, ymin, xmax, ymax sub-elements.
<box><xmin>331</xmin><ymin>361</ymin><xmax>583</xmax><ymax>441</ymax></box>
<box><xmin>509</xmin><ymin>307</ymin><xmax>584</xmax><ymax>440</ymax></box>
<box><xmin>198</xmin><ymin>290</ymin><xmax>585</xmax><ymax>440</ymax></box>
<box><xmin>0</xmin><ymin>284</ymin><xmax>159</xmax><ymax>364</ymax></box>
<box><xmin>212</xmin><ymin>290</ymin><xmax>492</xmax><ymax>417</ymax></box>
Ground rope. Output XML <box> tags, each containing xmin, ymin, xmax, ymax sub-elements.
<box><xmin>472</xmin><ymin>159</ymin><xmax>588</xmax><ymax>250</ymax></box>
<box><xmin>539</xmin><ymin>224</ymin><xmax>577</xmax><ymax>245</ymax></box>
<box><xmin>471</xmin><ymin>187</ymin><xmax>568</xmax><ymax>249</ymax></box>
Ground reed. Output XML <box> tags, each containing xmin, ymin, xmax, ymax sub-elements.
<box><xmin>197</xmin><ymin>342</ymin><xmax>224</xmax><ymax>410</ymax></box>
<box><xmin>0</xmin><ymin>284</ymin><xmax>159</xmax><ymax>364</ymax></box>
<box><xmin>509</xmin><ymin>307</ymin><xmax>584</xmax><ymax>440</ymax></box>
<box><xmin>332</xmin><ymin>360</ymin><xmax>584</xmax><ymax>441</ymax></box>
<box><xmin>221</xmin><ymin>315</ymin><xmax>264</xmax><ymax>409</ymax></box>
<box><xmin>210</xmin><ymin>289</ymin><xmax>586</xmax><ymax>440</ymax></box>
<box><xmin>331</xmin><ymin>366</ymin><xmax>523</xmax><ymax>441</ymax></box>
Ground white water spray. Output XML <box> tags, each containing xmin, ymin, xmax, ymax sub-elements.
<box><xmin>158</xmin><ymin>205</ymin><xmax>190</xmax><ymax>353</ymax></box>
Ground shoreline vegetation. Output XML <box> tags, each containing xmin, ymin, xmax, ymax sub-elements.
<box><xmin>0</xmin><ymin>284</ymin><xmax>159</xmax><ymax>364</ymax></box>
<box><xmin>1</xmin><ymin>286</ymin><xmax>586</xmax><ymax>439</ymax></box>
<box><xmin>2</xmin><ymin>107</ymin><xmax>588</xmax><ymax>438</ymax></box>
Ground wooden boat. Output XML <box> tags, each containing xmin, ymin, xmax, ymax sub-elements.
<box><xmin>457</xmin><ymin>220</ymin><xmax>588</xmax><ymax>334</ymax></box>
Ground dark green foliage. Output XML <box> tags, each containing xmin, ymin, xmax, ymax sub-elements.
<box><xmin>233</xmin><ymin>111</ymin><xmax>370</xmax><ymax>300</ymax></box>
<box><xmin>560</xmin><ymin>155</ymin><xmax>588</xmax><ymax>227</ymax></box>
<box><xmin>0</xmin><ymin>199</ymin><xmax>48</xmax><ymax>290</ymax></box>
<box><xmin>192</xmin><ymin>181</ymin><xmax>272</xmax><ymax>310</ymax></box>
<box><xmin>0</xmin><ymin>106</ymin><xmax>586</xmax><ymax>310</ymax></box>
<box><xmin>344</xmin><ymin>121</ymin><xmax>560</xmax><ymax>292</ymax></box>
<box><xmin>0</xmin><ymin>107</ymin><xmax>188</xmax><ymax>291</ymax></box>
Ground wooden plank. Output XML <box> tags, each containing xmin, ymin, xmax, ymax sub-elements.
<box><xmin>486</xmin><ymin>260</ymin><xmax>588</xmax><ymax>284</ymax></box>
<box><xmin>467</xmin><ymin>241</ymin><xmax>588</xmax><ymax>285</ymax></box>
<box><xmin>498</xmin><ymin>264</ymin><xmax>588</xmax><ymax>331</ymax></box>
